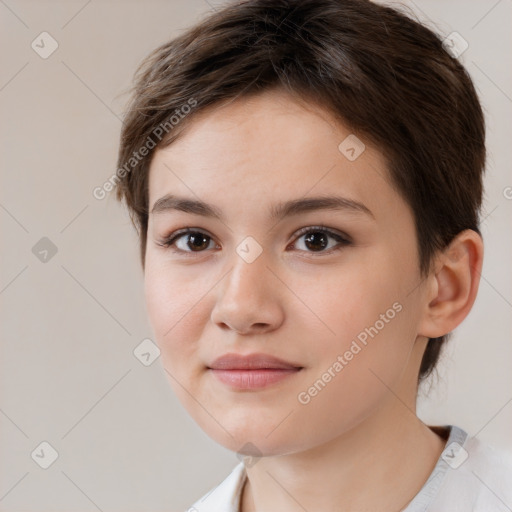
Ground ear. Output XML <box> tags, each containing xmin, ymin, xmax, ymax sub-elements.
<box><xmin>418</xmin><ymin>229</ymin><xmax>484</xmax><ymax>339</ymax></box>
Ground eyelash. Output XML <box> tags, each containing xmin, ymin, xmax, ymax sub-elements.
<box><xmin>156</xmin><ymin>225</ymin><xmax>352</xmax><ymax>257</ymax></box>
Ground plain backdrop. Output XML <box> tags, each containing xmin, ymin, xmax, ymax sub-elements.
<box><xmin>1</xmin><ymin>0</ymin><xmax>511</xmax><ymax>510</ymax></box>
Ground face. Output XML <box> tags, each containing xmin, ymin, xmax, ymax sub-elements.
<box><xmin>144</xmin><ymin>89</ymin><xmax>429</xmax><ymax>456</ymax></box>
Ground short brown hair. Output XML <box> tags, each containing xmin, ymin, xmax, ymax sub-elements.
<box><xmin>114</xmin><ymin>0</ymin><xmax>486</xmax><ymax>383</ymax></box>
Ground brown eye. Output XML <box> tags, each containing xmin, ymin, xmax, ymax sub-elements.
<box><xmin>158</xmin><ymin>229</ymin><xmax>216</xmax><ymax>253</ymax></box>
<box><xmin>304</xmin><ymin>231</ymin><xmax>329</xmax><ymax>251</ymax></box>
<box><xmin>185</xmin><ymin>232</ymin><xmax>211</xmax><ymax>251</ymax></box>
<box><xmin>159</xmin><ymin>226</ymin><xmax>351</xmax><ymax>257</ymax></box>
<box><xmin>292</xmin><ymin>227</ymin><xmax>351</xmax><ymax>254</ymax></box>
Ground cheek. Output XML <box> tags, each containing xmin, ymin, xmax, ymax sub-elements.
<box><xmin>143</xmin><ymin>263</ymin><xmax>206</xmax><ymax>373</ymax></box>
<box><xmin>306</xmin><ymin>256</ymin><xmax>417</xmax><ymax>389</ymax></box>
<box><xmin>301</xmin><ymin>262</ymin><xmax>399</xmax><ymax>346</ymax></box>
<box><xmin>291</xmin><ymin>304</ymin><xmax>415</xmax><ymax>448</ymax></box>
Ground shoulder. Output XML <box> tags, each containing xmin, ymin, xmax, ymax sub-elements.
<box><xmin>185</xmin><ymin>462</ymin><xmax>246</xmax><ymax>512</ymax></box>
<box><xmin>432</xmin><ymin>427</ymin><xmax>512</xmax><ymax>512</ymax></box>
<box><xmin>463</xmin><ymin>434</ymin><xmax>512</xmax><ymax>507</ymax></box>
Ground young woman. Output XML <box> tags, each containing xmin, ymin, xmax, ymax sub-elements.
<box><xmin>113</xmin><ymin>1</ymin><xmax>512</xmax><ymax>510</ymax></box>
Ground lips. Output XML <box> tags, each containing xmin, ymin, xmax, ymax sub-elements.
<box><xmin>207</xmin><ymin>353</ymin><xmax>304</xmax><ymax>390</ymax></box>
<box><xmin>208</xmin><ymin>352</ymin><xmax>303</xmax><ymax>371</ymax></box>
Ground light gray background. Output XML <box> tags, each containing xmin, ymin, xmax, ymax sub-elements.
<box><xmin>1</xmin><ymin>1</ymin><xmax>511</xmax><ymax>510</ymax></box>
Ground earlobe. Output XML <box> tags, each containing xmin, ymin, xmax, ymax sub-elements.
<box><xmin>418</xmin><ymin>229</ymin><xmax>484</xmax><ymax>338</ymax></box>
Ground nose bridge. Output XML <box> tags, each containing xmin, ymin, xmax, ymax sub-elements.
<box><xmin>224</xmin><ymin>235</ymin><xmax>270</xmax><ymax>297</ymax></box>
<box><xmin>211</xmin><ymin>235</ymin><xmax>282</xmax><ymax>332</ymax></box>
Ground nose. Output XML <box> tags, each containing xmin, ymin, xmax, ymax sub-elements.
<box><xmin>210</xmin><ymin>245</ymin><xmax>285</xmax><ymax>335</ymax></box>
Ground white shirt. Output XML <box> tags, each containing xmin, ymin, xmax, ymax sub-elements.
<box><xmin>187</xmin><ymin>425</ymin><xmax>512</xmax><ymax>511</ymax></box>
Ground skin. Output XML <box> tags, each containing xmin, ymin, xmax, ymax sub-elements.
<box><xmin>144</xmin><ymin>88</ymin><xmax>484</xmax><ymax>511</ymax></box>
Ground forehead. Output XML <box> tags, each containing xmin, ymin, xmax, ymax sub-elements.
<box><xmin>147</xmin><ymin>89</ymin><xmax>407</xmax><ymax>225</ymax></box>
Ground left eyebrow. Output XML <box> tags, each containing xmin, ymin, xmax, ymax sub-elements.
<box><xmin>150</xmin><ymin>194</ymin><xmax>375</xmax><ymax>221</ymax></box>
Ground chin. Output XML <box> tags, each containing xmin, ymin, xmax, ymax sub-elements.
<box><xmin>202</xmin><ymin>419</ymin><xmax>307</xmax><ymax>458</ymax></box>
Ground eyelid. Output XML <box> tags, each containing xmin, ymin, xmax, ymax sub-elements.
<box><xmin>291</xmin><ymin>225</ymin><xmax>351</xmax><ymax>243</ymax></box>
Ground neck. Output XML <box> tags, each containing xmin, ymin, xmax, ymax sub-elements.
<box><xmin>241</xmin><ymin>387</ymin><xmax>447</xmax><ymax>512</ymax></box>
